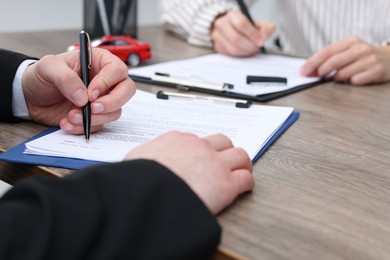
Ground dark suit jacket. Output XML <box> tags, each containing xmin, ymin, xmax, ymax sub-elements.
<box><xmin>0</xmin><ymin>49</ymin><xmax>33</xmax><ymax>122</ymax></box>
<box><xmin>0</xmin><ymin>50</ymin><xmax>220</xmax><ymax>259</ymax></box>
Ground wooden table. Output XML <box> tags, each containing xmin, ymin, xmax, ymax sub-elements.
<box><xmin>1</xmin><ymin>26</ymin><xmax>390</xmax><ymax>260</ymax></box>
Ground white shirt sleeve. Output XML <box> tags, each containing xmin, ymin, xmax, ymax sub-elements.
<box><xmin>158</xmin><ymin>0</ymin><xmax>242</xmax><ymax>47</ymax></box>
<box><xmin>12</xmin><ymin>60</ymin><xmax>36</xmax><ymax>120</ymax></box>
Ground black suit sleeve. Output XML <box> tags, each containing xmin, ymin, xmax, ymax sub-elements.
<box><xmin>0</xmin><ymin>159</ymin><xmax>221</xmax><ymax>260</ymax></box>
<box><xmin>0</xmin><ymin>49</ymin><xmax>33</xmax><ymax>122</ymax></box>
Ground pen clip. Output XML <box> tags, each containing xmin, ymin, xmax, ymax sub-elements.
<box><xmin>85</xmin><ymin>32</ymin><xmax>92</xmax><ymax>69</ymax></box>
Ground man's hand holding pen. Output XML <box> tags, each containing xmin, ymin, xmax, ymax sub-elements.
<box><xmin>21</xmin><ymin>47</ymin><xmax>135</xmax><ymax>135</ymax></box>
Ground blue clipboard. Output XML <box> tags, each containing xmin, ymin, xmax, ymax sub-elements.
<box><xmin>0</xmin><ymin>127</ymin><xmax>104</xmax><ymax>170</ymax></box>
<box><xmin>0</xmin><ymin>111</ymin><xmax>299</xmax><ymax>170</ymax></box>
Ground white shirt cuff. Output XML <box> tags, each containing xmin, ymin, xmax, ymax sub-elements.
<box><xmin>12</xmin><ymin>60</ymin><xmax>36</xmax><ymax>119</ymax></box>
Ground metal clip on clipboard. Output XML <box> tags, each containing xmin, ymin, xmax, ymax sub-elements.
<box><xmin>156</xmin><ymin>91</ymin><xmax>252</xmax><ymax>108</ymax></box>
<box><xmin>152</xmin><ymin>72</ymin><xmax>234</xmax><ymax>92</ymax></box>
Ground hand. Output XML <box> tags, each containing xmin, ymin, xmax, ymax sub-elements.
<box><xmin>300</xmin><ymin>36</ymin><xmax>390</xmax><ymax>85</ymax></box>
<box><xmin>124</xmin><ymin>131</ymin><xmax>255</xmax><ymax>214</ymax></box>
<box><xmin>211</xmin><ymin>10</ymin><xmax>275</xmax><ymax>57</ymax></box>
<box><xmin>22</xmin><ymin>48</ymin><xmax>135</xmax><ymax>134</ymax></box>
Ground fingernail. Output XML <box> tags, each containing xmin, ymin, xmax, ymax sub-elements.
<box><xmin>62</xmin><ymin>123</ymin><xmax>73</xmax><ymax>131</ymax></box>
<box><xmin>72</xmin><ymin>113</ymin><xmax>83</xmax><ymax>124</ymax></box>
<box><xmin>92</xmin><ymin>102</ymin><xmax>104</xmax><ymax>114</ymax></box>
<box><xmin>71</xmin><ymin>89</ymin><xmax>87</xmax><ymax>105</ymax></box>
<box><xmin>91</xmin><ymin>89</ymin><xmax>100</xmax><ymax>101</ymax></box>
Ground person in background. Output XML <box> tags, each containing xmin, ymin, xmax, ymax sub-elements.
<box><xmin>0</xmin><ymin>48</ymin><xmax>254</xmax><ymax>259</ymax></box>
<box><xmin>159</xmin><ymin>0</ymin><xmax>390</xmax><ymax>85</ymax></box>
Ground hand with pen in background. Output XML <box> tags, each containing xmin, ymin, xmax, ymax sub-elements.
<box><xmin>210</xmin><ymin>0</ymin><xmax>275</xmax><ymax>57</ymax></box>
<box><xmin>21</xmin><ymin>47</ymin><xmax>135</xmax><ymax>135</ymax></box>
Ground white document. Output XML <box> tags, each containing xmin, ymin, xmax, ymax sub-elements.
<box><xmin>0</xmin><ymin>180</ymin><xmax>12</xmax><ymax>197</ymax></box>
<box><xmin>128</xmin><ymin>53</ymin><xmax>319</xmax><ymax>96</ymax></box>
<box><xmin>25</xmin><ymin>90</ymin><xmax>294</xmax><ymax>162</ymax></box>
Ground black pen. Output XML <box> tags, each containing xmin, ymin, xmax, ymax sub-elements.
<box><xmin>236</xmin><ymin>0</ymin><xmax>266</xmax><ymax>53</ymax></box>
<box><xmin>79</xmin><ymin>31</ymin><xmax>91</xmax><ymax>142</ymax></box>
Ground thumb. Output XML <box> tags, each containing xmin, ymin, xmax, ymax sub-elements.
<box><xmin>35</xmin><ymin>54</ymin><xmax>89</xmax><ymax>107</ymax></box>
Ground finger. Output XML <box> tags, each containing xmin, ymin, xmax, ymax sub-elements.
<box><xmin>333</xmin><ymin>56</ymin><xmax>372</xmax><ymax>82</ymax></box>
<box><xmin>37</xmin><ymin>54</ymin><xmax>88</xmax><ymax>106</ymax></box>
<box><xmin>60</xmin><ymin>118</ymin><xmax>103</xmax><ymax>135</ymax></box>
<box><xmin>231</xmin><ymin>168</ymin><xmax>255</xmax><ymax>194</ymax></box>
<box><xmin>316</xmin><ymin>49</ymin><xmax>359</xmax><ymax>78</ymax></box>
<box><xmin>334</xmin><ymin>52</ymin><xmax>385</xmax><ymax>84</ymax></box>
<box><xmin>254</xmin><ymin>21</ymin><xmax>276</xmax><ymax>47</ymax></box>
<box><xmin>261</xmin><ymin>21</ymin><xmax>276</xmax><ymax>38</ymax></box>
<box><xmin>219</xmin><ymin>147</ymin><xmax>252</xmax><ymax>171</ymax></box>
<box><xmin>229</xmin><ymin>10</ymin><xmax>260</xmax><ymax>44</ymax></box>
<box><xmin>213</xmin><ymin>19</ymin><xmax>258</xmax><ymax>56</ymax></box>
<box><xmin>91</xmin><ymin>77</ymin><xmax>135</xmax><ymax>114</ymax></box>
<box><xmin>87</xmin><ymin>48</ymin><xmax>131</xmax><ymax>102</ymax></box>
<box><xmin>212</xmin><ymin>31</ymin><xmax>243</xmax><ymax>56</ymax></box>
<box><xmin>66</xmin><ymin>108</ymin><xmax>122</xmax><ymax>126</ymax></box>
<box><xmin>213</xmin><ymin>30</ymin><xmax>242</xmax><ymax>56</ymax></box>
<box><xmin>204</xmin><ymin>134</ymin><xmax>234</xmax><ymax>151</ymax></box>
<box><xmin>301</xmin><ymin>38</ymin><xmax>356</xmax><ymax>76</ymax></box>
<box><xmin>350</xmin><ymin>65</ymin><xmax>385</xmax><ymax>85</ymax></box>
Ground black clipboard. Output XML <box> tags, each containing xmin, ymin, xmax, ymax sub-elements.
<box><xmin>128</xmin><ymin>53</ymin><xmax>327</xmax><ymax>102</ymax></box>
<box><xmin>129</xmin><ymin>74</ymin><xmax>326</xmax><ymax>102</ymax></box>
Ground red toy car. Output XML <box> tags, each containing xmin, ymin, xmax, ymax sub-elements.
<box><xmin>68</xmin><ymin>35</ymin><xmax>151</xmax><ymax>67</ymax></box>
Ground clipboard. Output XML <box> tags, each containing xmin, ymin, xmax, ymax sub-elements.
<box><xmin>0</xmin><ymin>127</ymin><xmax>104</xmax><ymax>170</ymax></box>
<box><xmin>0</xmin><ymin>112</ymin><xmax>300</xmax><ymax>170</ymax></box>
<box><xmin>130</xmin><ymin>74</ymin><xmax>323</xmax><ymax>102</ymax></box>
<box><xmin>129</xmin><ymin>53</ymin><xmax>326</xmax><ymax>102</ymax></box>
